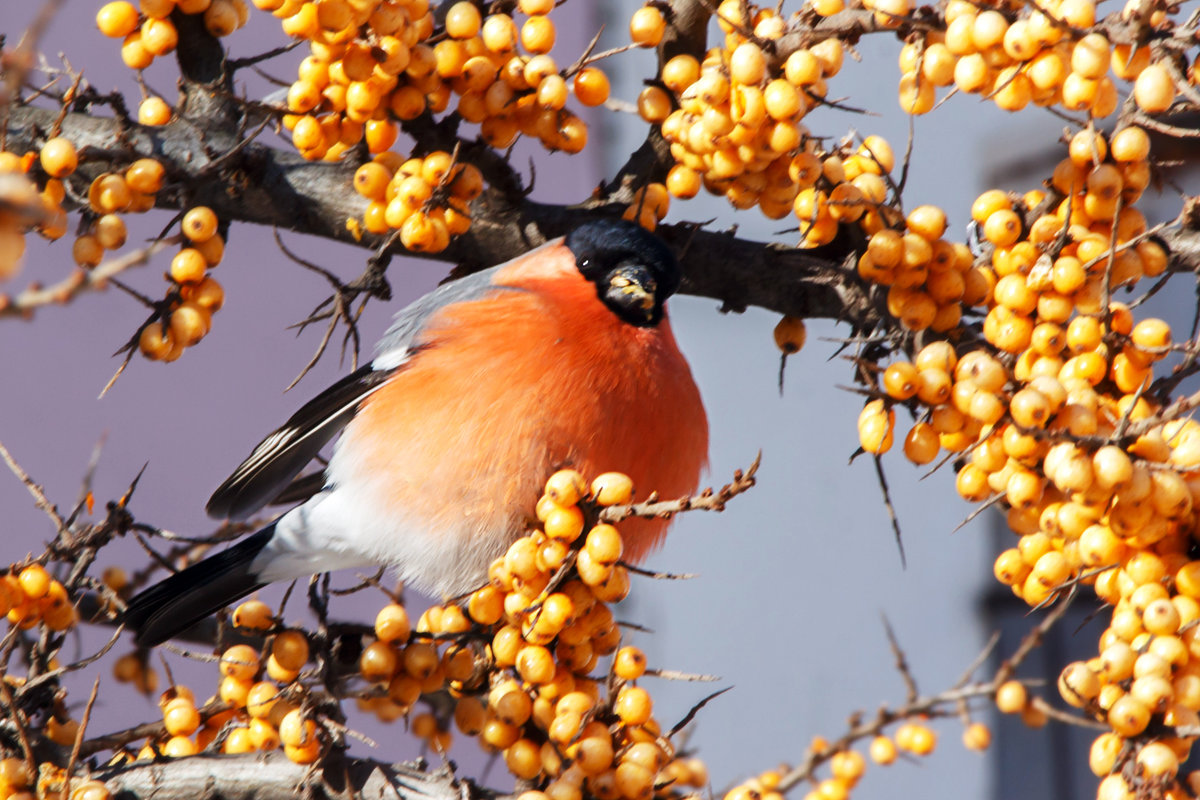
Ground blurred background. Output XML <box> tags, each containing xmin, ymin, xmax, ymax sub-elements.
<box><xmin>2</xmin><ymin>2</ymin><xmax>1198</xmax><ymax>799</ymax></box>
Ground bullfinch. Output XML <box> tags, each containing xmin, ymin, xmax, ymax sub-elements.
<box><xmin>124</xmin><ymin>219</ymin><xmax>708</xmax><ymax>647</ymax></box>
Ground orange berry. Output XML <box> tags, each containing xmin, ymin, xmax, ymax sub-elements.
<box><xmin>614</xmin><ymin>685</ymin><xmax>652</xmax><ymax>725</ymax></box>
<box><xmin>521</xmin><ymin>15</ymin><xmax>555</xmax><ymax>54</ymax></box>
<box><xmin>97</xmin><ymin>1</ymin><xmax>141</xmax><ymax>37</ymax></box>
<box><xmin>629</xmin><ymin>6</ymin><xmax>666</xmax><ymax>47</ymax></box>
<box><xmin>983</xmin><ymin>209</ymin><xmax>1022</xmax><ymax>247</ymax></box>
<box><xmin>995</xmin><ymin>680</ymin><xmax>1027</xmax><ymax>713</ymax></box>
<box><xmin>869</xmin><ymin>736</ymin><xmax>897</xmax><ymax>765</ymax></box>
<box><xmin>271</xmin><ymin>630</ymin><xmax>310</xmax><ymax>672</ymax></box>
<box><xmin>120</xmin><ymin>161</ymin><xmax>163</xmax><ymax>200</ymax></box>
<box><xmin>170</xmin><ymin>248</ymin><xmax>208</xmax><ymax>284</ymax></box>
<box><xmin>445</xmin><ymin>1</ymin><xmax>481</xmax><ymax>38</ymax></box>
<box><xmin>181</xmin><ymin>206</ymin><xmax>218</xmax><ymax>242</ymax></box>
<box><xmin>906</xmin><ymin>205</ymin><xmax>947</xmax><ymax>241</ymax></box>
<box><xmin>40</xmin><ymin>138</ymin><xmax>78</xmax><ymax>178</ymax></box>
<box><xmin>1133</xmin><ymin>62</ymin><xmax>1174</xmax><ymax>113</ymax></box>
<box><xmin>138</xmin><ymin>96</ymin><xmax>172</xmax><ymax>126</ymax></box>
<box><xmin>17</xmin><ymin>564</ymin><xmax>51</xmax><ymax>599</ymax></box>
<box><xmin>883</xmin><ymin>361</ymin><xmax>920</xmax><ymax>400</ymax></box>
<box><xmin>545</xmin><ymin>469</ymin><xmax>586</xmax><ymax>507</ymax></box>
<box><xmin>591</xmin><ymin>472</ymin><xmax>634</xmax><ymax>506</ymax></box>
<box><xmin>573</xmin><ymin>68</ymin><xmax>610</xmax><ymax>107</ymax></box>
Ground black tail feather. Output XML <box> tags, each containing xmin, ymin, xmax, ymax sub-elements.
<box><xmin>123</xmin><ymin>526</ymin><xmax>274</xmax><ymax>647</ymax></box>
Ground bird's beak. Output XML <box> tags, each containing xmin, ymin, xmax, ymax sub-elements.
<box><xmin>605</xmin><ymin>264</ymin><xmax>657</xmax><ymax>323</ymax></box>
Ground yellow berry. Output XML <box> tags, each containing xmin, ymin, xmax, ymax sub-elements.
<box><xmin>773</xmin><ymin>315</ymin><xmax>807</xmax><ymax>354</ymax></box>
<box><xmin>591</xmin><ymin>472</ymin><xmax>634</xmax><ymax>506</ymax></box>
<box><xmin>271</xmin><ymin>630</ymin><xmax>310</xmax><ymax>672</ymax></box>
<box><xmin>40</xmin><ymin>138</ymin><xmax>78</xmax><ymax>178</ymax></box>
<box><xmin>869</xmin><ymin>736</ymin><xmax>897</xmax><ymax>765</ymax></box>
<box><xmin>181</xmin><ymin>206</ymin><xmax>219</xmax><ymax>242</ymax></box>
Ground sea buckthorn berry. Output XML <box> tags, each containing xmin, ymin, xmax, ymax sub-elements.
<box><xmin>1058</xmin><ymin>662</ymin><xmax>1101</xmax><ymax>707</ymax></box>
<box><xmin>232</xmin><ymin>599</ymin><xmax>274</xmax><ymax>630</ymax></box>
<box><xmin>907</xmin><ymin>205</ymin><xmax>947</xmax><ymax>240</ymax></box>
<box><xmin>614</xmin><ymin>646</ymin><xmax>647</xmax><ymax>680</ymax></box>
<box><xmin>869</xmin><ymin>736</ymin><xmax>897</xmax><ymax>765</ymax></box>
<box><xmin>445</xmin><ymin>2</ymin><xmax>481</xmax><ymax>38</ymax></box>
<box><xmin>1009</xmin><ymin>388</ymin><xmax>1051</xmax><ymax>428</ymax></box>
<box><xmin>903</xmin><ymin>422</ymin><xmax>939</xmax><ymax>465</ymax></box>
<box><xmin>585</xmin><ymin>524</ymin><xmax>623</xmax><ymax>565</ymax></box>
<box><xmin>162</xmin><ymin>699</ymin><xmax>201</xmax><ymax>737</ymax></box>
<box><xmin>1133</xmin><ymin>62</ymin><xmax>1174</xmax><ymax>113</ymax></box>
<box><xmin>516</xmin><ymin>645</ymin><xmax>556</xmax><ymax>684</ymax></box>
<box><xmin>279</xmin><ymin>709</ymin><xmax>318</xmax><ymax>748</ymax></box>
<box><xmin>768</xmin><ymin>312</ymin><xmax>809</xmax><ymax>355</ymax></box>
<box><xmin>544</xmin><ymin>504</ymin><xmax>584</xmax><ymax>540</ymax></box>
<box><xmin>629</xmin><ymin>6</ymin><xmax>666</xmax><ymax>46</ymax></box>
<box><xmin>569</xmin><ymin>68</ymin><xmax>609</xmax><ymax>107</ymax></box>
<box><xmin>545</xmin><ymin>469</ymin><xmax>586</xmax><ymax>507</ymax></box>
<box><xmin>94</xmin><ymin>214</ymin><xmax>128</xmax><ymax>250</ymax></box>
<box><xmin>1131</xmin><ymin>318</ymin><xmax>1171</xmax><ymax>353</ymax></box>
<box><xmin>521</xmin><ymin>15</ymin><xmax>555</xmax><ymax>54</ymax></box>
<box><xmin>17</xmin><ymin>564</ymin><xmax>51</xmax><ymax>599</ymax></box>
<box><xmin>220</xmin><ymin>675</ymin><xmax>253</xmax><ymax>706</ymax></box>
<box><xmin>271</xmin><ymin>630</ymin><xmax>310</xmax><ymax>672</ymax></box>
<box><xmin>1137</xmin><ymin>742</ymin><xmax>1179</xmax><ymax>780</ymax></box>
<box><xmin>360</xmin><ymin>641</ymin><xmax>399</xmax><ymax>682</ymax></box>
<box><xmin>591</xmin><ymin>472</ymin><xmax>634</xmax><ymax>506</ymax></box>
<box><xmin>170</xmin><ymin>248</ymin><xmax>207</xmax><ymax>284</ymax></box>
<box><xmin>954</xmin><ymin>723</ymin><xmax>988</xmax><ymax>755</ymax></box>
<box><xmin>246</xmin><ymin>681</ymin><xmax>279</xmax><ymax>719</ymax></box>
<box><xmin>858</xmin><ymin>399</ymin><xmax>895</xmax><ymax>454</ymax></box>
<box><xmin>138</xmin><ymin>96</ymin><xmax>172</xmax><ymax>126</ymax></box>
<box><xmin>1109</xmin><ymin>694</ymin><xmax>1151</xmax><ymax>736</ymax></box>
<box><xmin>97</xmin><ymin>2</ymin><xmax>141</xmax><ymax>37</ymax></box>
<box><xmin>1112</xmin><ymin>126</ymin><xmax>1150</xmax><ymax>162</ymax></box>
<box><xmin>983</xmin><ymin>209</ymin><xmax>1022</xmax><ymax>247</ymax></box>
<box><xmin>138</xmin><ymin>322</ymin><xmax>175</xmax><ymax>360</ymax></box>
<box><xmin>220</xmin><ymin>644</ymin><xmax>260</xmax><ymax>681</ymax></box>
<box><xmin>168</xmin><ymin>302</ymin><xmax>211</xmax><ymax>347</ymax></box>
<box><xmin>374</xmin><ymin>603</ymin><xmax>411</xmax><ymax>643</ymax></box>
<box><xmin>996</xmin><ymin>680</ymin><xmax>1027</xmax><ymax>713</ymax></box>
<box><xmin>181</xmin><ymin>207</ymin><xmax>218</xmax><ymax>242</ymax></box>
<box><xmin>40</xmin><ymin>137</ymin><xmax>78</xmax><ymax>179</ymax></box>
<box><xmin>615</xmin><ymin>685</ymin><xmax>652</xmax><ymax>725</ymax></box>
<box><xmin>883</xmin><ymin>362</ymin><xmax>919</xmax><ymax>400</ymax></box>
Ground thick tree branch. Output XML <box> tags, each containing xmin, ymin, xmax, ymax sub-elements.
<box><xmin>5</xmin><ymin>104</ymin><xmax>874</xmax><ymax>324</ymax></box>
<box><xmin>96</xmin><ymin>752</ymin><xmax>500</xmax><ymax>800</ymax></box>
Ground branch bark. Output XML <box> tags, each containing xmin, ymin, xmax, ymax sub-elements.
<box><xmin>96</xmin><ymin>751</ymin><xmax>500</xmax><ymax>800</ymax></box>
<box><xmin>4</xmin><ymin>102</ymin><xmax>875</xmax><ymax>325</ymax></box>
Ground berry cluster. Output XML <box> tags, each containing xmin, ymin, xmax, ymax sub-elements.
<box><xmin>0</xmin><ymin>140</ymin><xmax>75</xmax><ymax>281</ymax></box>
<box><xmin>266</xmin><ymin>0</ymin><xmax>606</xmax><ymax>163</ymax></box>
<box><xmin>101</xmin><ymin>468</ymin><xmax>717</xmax><ymax>800</ymax></box>
<box><xmin>807</xmin><ymin>108</ymin><xmax>1200</xmax><ymax>796</ymax></box>
<box><xmin>138</xmin><ymin>206</ymin><xmax>227</xmax><ymax>362</ymax></box>
<box><xmin>72</xmin><ymin>158</ymin><xmax>166</xmax><ymax>268</ymax></box>
<box><xmin>96</xmin><ymin>0</ymin><xmax>250</xmax><ymax>69</ymax></box>
<box><xmin>644</xmin><ymin>0</ymin><xmax>846</xmax><ymax>225</ymax></box>
<box><xmin>2</xmin><ymin>564</ymin><xmax>77</xmax><ymax>634</ymax></box>
<box><xmin>889</xmin><ymin>0</ymin><xmax>1185</xmax><ymax>117</ymax></box>
<box><xmin>353</xmin><ymin>150</ymin><xmax>482</xmax><ymax>251</ymax></box>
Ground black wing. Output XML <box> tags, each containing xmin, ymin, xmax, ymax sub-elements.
<box><xmin>206</xmin><ymin>366</ymin><xmax>393</xmax><ymax>519</ymax></box>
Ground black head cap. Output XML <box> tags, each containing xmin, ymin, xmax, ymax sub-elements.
<box><xmin>565</xmin><ymin>219</ymin><xmax>681</xmax><ymax>327</ymax></box>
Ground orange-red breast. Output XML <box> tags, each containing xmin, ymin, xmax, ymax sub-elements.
<box><xmin>125</xmin><ymin>219</ymin><xmax>708</xmax><ymax>646</ymax></box>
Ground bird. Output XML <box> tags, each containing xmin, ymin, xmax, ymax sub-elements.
<box><xmin>123</xmin><ymin>218</ymin><xmax>708</xmax><ymax>647</ymax></box>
